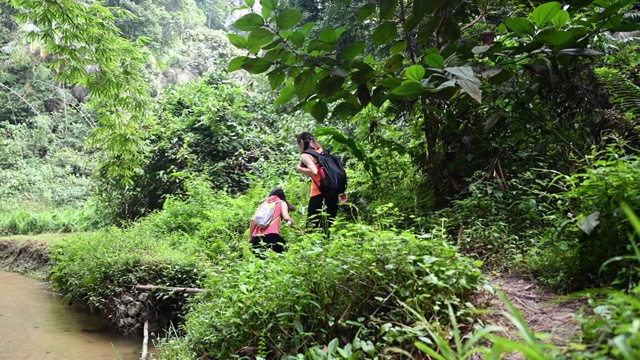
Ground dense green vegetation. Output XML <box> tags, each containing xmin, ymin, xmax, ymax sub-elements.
<box><xmin>1</xmin><ymin>0</ymin><xmax>639</xmax><ymax>359</ymax></box>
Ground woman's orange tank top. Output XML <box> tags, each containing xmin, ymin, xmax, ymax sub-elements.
<box><xmin>308</xmin><ymin>148</ymin><xmax>323</xmax><ymax>197</ymax></box>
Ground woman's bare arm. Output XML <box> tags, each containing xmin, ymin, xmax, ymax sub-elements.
<box><xmin>280</xmin><ymin>202</ymin><xmax>295</xmax><ymax>225</ymax></box>
<box><xmin>296</xmin><ymin>153</ymin><xmax>318</xmax><ymax>176</ymax></box>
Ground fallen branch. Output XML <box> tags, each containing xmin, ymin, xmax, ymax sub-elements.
<box><xmin>140</xmin><ymin>320</ymin><xmax>149</xmax><ymax>360</ymax></box>
<box><xmin>135</xmin><ymin>284</ymin><xmax>206</xmax><ymax>293</ymax></box>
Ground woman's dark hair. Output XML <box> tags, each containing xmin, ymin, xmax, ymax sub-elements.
<box><xmin>297</xmin><ymin>132</ymin><xmax>317</xmax><ymax>151</ymax></box>
<box><xmin>270</xmin><ymin>187</ymin><xmax>295</xmax><ymax>210</ymax></box>
<box><xmin>270</xmin><ymin>187</ymin><xmax>287</xmax><ymax>202</ymax></box>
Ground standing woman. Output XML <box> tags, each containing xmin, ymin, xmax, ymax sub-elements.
<box><xmin>296</xmin><ymin>132</ymin><xmax>344</xmax><ymax>233</ymax></box>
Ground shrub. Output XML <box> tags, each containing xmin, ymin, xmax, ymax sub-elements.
<box><xmin>570</xmin><ymin>205</ymin><xmax>640</xmax><ymax>359</ymax></box>
<box><xmin>166</xmin><ymin>220</ymin><xmax>482</xmax><ymax>359</ymax></box>
<box><xmin>528</xmin><ymin>151</ymin><xmax>640</xmax><ymax>290</ymax></box>
<box><xmin>49</xmin><ymin>177</ymin><xmax>308</xmax><ymax>306</ymax></box>
<box><xmin>431</xmin><ymin>171</ymin><xmax>552</xmax><ymax>272</ymax></box>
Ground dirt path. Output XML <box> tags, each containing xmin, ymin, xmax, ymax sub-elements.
<box><xmin>478</xmin><ymin>274</ymin><xmax>586</xmax><ymax>357</ymax></box>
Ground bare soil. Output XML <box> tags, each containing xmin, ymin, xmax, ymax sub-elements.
<box><xmin>0</xmin><ymin>238</ymin><xmax>52</xmax><ymax>277</ymax></box>
<box><xmin>477</xmin><ymin>274</ymin><xmax>586</xmax><ymax>358</ymax></box>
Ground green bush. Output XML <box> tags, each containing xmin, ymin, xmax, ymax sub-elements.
<box><xmin>431</xmin><ymin>171</ymin><xmax>552</xmax><ymax>272</ymax></box>
<box><xmin>164</xmin><ymin>221</ymin><xmax>482</xmax><ymax>359</ymax></box>
<box><xmin>528</xmin><ymin>151</ymin><xmax>640</xmax><ymax>290</ymax></box>
<box><xmin>0</xmin><ymin>205</ymin><xmax>99</xmax><ymax>235</ymax></box>
<box><xmin>569</xmin><ymin>205</ymin><xmax>640</xmax><ymax>359</ymax></box>
<box><xmin>49</xmin><ymin>177</ymin><xmax>308</xmax><ymax>306</ymax></box>
<box><xmin>97</xmin><ymin>69</ymin><xmax>314</xmax><ymax>222</ymax></box>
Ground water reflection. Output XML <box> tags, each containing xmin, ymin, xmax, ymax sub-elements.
<box><xmin>0</xmin><ymin>272</ymin><xmax>144</xmax><ymax>360</ymax></box>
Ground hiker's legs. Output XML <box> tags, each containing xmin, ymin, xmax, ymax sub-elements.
<box><xmin>250</xmin><ymin>235</ymin><xmax>266</xmax><ymax>258</ymax></box>
<box><xmin>307</xmin><ymin>194</ymin><xmax>339</xmax><ymax>235</ymax></box>
<box><xmin>307</xmin><ymin>195</ymin><xmax>324</xmax><ymax>229</ymax></box>
<box><xmin>324</xmin><ymin>193</ymin><xmax>339</xmax><ymax>225</ymax></box>
<box><xmin>250</xmin><ymin>234</ymin><xmax>286</xmax><ymax>257</ymax></box>
<box><xmin>262</xmin><ymin>233</ymin><xmax>286</xmax><ymax>253</ymax></box>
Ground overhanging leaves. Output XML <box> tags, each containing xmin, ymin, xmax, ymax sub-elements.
<box><xmin>536</xmin><ymin>29</ymin><xmax>574</xmax><ymax>46</ymax></box>
<box><xmin>232</xmin><ymin>13</ymin><xmax>264</xmax><ymax>31</ymax></box>
<box><xmin>227</xmin><ymin>34</ymin><xmax>247</xmax><ymax>48</ymax></box>
<box><xmin>311</xmin><ymin>101</ymin><xmax>329</xmax><ymax>121</ymax></box>
<box><xmin>405</xmin><ymin>65</ymin><xmax>426</xmax><ymax>82</ymax></box>
<box><xmin>532</xmin><ymin>1</ymin><xmax>562</xmax><ymax>27</ymax></box>
<box><xmin>294</xmin><ymin>70</ymin><xmax>316</xmax><ymax>99</ymax></box>
<box><xmin>228</xmin><ymin>56</ymin><xmax>248</xmax><ymax>72</ymax></box>
<box><xmin>390</xmin><ymin>82</ymin><xmax>425</xmax><ymax>97</ymax></box>
<box><xmin>504</xmin><ymin>18</ymin><xmax>535</xmax><ymax>36</ymax></box>
<box><xmin>241</xmin><ymin>58</ymin><xmax>273</xmax><ymax>74</ymax></box>
<box><xmin>341</xmin><ymin>42</ymin><xmax>366</xmax><ymax>61</ymax></box>
<box><xmin>276</xmin><ymin>9</ymin><xmax>302</xmax><ymax>30</ymax></box>
<box><xmin>246</xmin><ymin>28</ymin><xmax>275</xmax><ymax>49</ymax></box>
<box><xmin>372</xmin><ymin>21</ymin><xmax>397</xmax><ymax>46</ymax></box>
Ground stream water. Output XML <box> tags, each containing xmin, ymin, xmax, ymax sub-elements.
<box><xmin>0</xmin><ymin>271</ymin><xmax>145</xmax><ymax>360</ymax></box>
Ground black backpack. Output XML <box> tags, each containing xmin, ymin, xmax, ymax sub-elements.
<box><xmin>305</xmin><ymin>149</ymin><xmax>347</xmax><ymax>194</ymax></box>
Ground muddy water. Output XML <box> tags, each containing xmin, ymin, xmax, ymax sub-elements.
<box><xmin>0</xmin><ymin>272</ymin><xmax>144</xmax><ymax>360</ymax></box>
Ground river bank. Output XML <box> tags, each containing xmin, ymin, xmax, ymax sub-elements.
<box><xmin>0</xmin><ymin>233</ymin><xmax>178</xmax><ymax>338</ymax></box>
<box><xmin>0</xmin><ymin>234</ymin><xmax>63</xmax><ymax>278</ymax></box>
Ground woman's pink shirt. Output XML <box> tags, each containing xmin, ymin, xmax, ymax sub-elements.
<box><xmin>251</xmin><ymin>195</ymin><xmax>283</xmax><ymax>237</ymax></box>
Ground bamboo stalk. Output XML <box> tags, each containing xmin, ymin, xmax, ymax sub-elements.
<box><xmin>134</xmin><ymin>284</ymin><xmax>206</xmax><ymax>293</ymax></box>
<box><xmin>140</xmin><ymin>320</ymin><xmax>149</xmax><ymax>360</ymax></box>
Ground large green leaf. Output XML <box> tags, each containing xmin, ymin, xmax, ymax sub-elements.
<box><xmin>390</xmin><ymin>82</ymin><xmax>424</xmax><ymax>97</ymax></box>
<box><xmin>551</xmin><ymin>10</ymin><xmax>570</xmax><ymax>29</ymax></box>
<box><xmin>319</xmin><ymin>28</ymin><xmax>339</xmax><ymax>43</ymax></box>
<box><xmin>351</xmin><ymin>65</ymin><xmax>374</xmax><ymax>84</ymax></box>
<box><xmin>384</xmin><ymin>54</ymin><xmax>404</xmax><ymax>72</ymax></box>
<box><xmin>405</xmin><ymin>65</ymin><xmax>425</xmax><ymax>82</ymax></box>
<box><xmin>227</xmin><ymin>34</ymin><xmax>247</xmax><ymax>49</ymax></box>
<box><xmin>286</xmin><ymin>31</ymin><xmax>305</xmax><ymax>47</ymax></box>
<box><xmin>504</xmin><ymin>18</ymin><xmax>535</xmax><ymax>36</ymax></box>
<box><xmin>424</xmin><ymin>53</ymin><xmax>444</xmax><ymax>68</ymax></box>
<box><xmin>331</xmin><ymin>102</ymin><xmax>358</xmax><ymax>120</ymax></box>
<box><xmin>246</xmin><ymin>28</ymin><xmax>275</xmax><ymax>49</ymax></box>
<box><xmin>317</xmin><ymin>75</ymin><xmax>345</xmax><ymax>98</ymax></box>
<box><xmin>300</xmin><ymin>22</ymin><xmax>315</xmax><ymax>37</ymax></box>
<box><xmin>276</xmin><ymin>9</ymin><xmax>302</xmax><ymax>30</ymax></box>
<box><xmin>390</xmin><ymin>40</ymin><xmax>407</xmax><ymax>55</ymax></box>
<box><xmin>440</xmin><ymin>17</ymin><xmax>460</xmax><ymax>42</ymax></box>
<box><xmin>311</xmin><ymin>101</ymin><xmax>329</xmax><ymax>121</ymax></box>
<box><xmin>358</xmin><ymin>3</ymin><xmax>376</xmax><ymax>21</ymax></box>
<box><xmin>379</xmin><ymin>0</ymin><xmax>397</xmax><ymax>20</ymax></box>
<box><xmin>341</xmin><ymin>42</ymin><xmax>366</xmax><ymax>61</ymax></box>
<box><xmin>244</xmin><ymin>0</ymin><xmax>255</xmax><ymax>7</ymax></box>
<box><xmin>227</xmin><ymin>56</ymin><xmax>248</xmax><ymax>72</ymax></box>
<box><xmin>532</xmin><ymin>1</ymin><xmax>562</xmax><ymax>27</ymax></box>
<box><xmin>274</xmin><ymin>84</ymin><xmax>295</xmax><ymax>106</ymax></box>
<box><xmin>261</xmin><ymin>0</ymin><xmax>277</xmax><ymax>18</ymax></box>
<box><xmin>372</xmin><ymin>21</ymin><xmax>397</xmax><ymax>46</ymax></box>
<box><xmin>232</xmin><ymin>13</ymin><xmax>264</xmax><ymax>31</ymax></box>
<box><xmin>294</xmin><ymin>70</ymin><xmax>316</xmax><ymax>99</ymax></box>
<box><xmin>536</xmin><ymin>29</ymin><xmax>573</xmax><ymax>46</ymax></box>
<box><xmin>241</xmin><ymin>58</ymin><xmax>273</xmax><ymax>74</ymax></box>
<box><xmin>267</xmin><ymin>69</ymin><xmax>286</xmax><ymax>89</ymax></box>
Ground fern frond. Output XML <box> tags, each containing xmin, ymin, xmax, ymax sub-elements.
<box><xmin>594</xmin><ymin>67</ymin><xmax>640</xmax><ymax>122</ymax></box>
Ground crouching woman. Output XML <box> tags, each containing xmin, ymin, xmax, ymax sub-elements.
<box><xmin>248</xmin><ymin>188</ymin><xmax>297</xmax><ymax>255</ymax></box>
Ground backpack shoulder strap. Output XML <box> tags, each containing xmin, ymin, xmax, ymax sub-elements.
<box><xmin>269</xmin><ymin>200</ymin><xmax>282</xmax><ymax>225</ymax></box>
<box><xmin>303</xmin><ymin>149</ymin><xmax>320</xmax><ymax>158</ymax></box>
